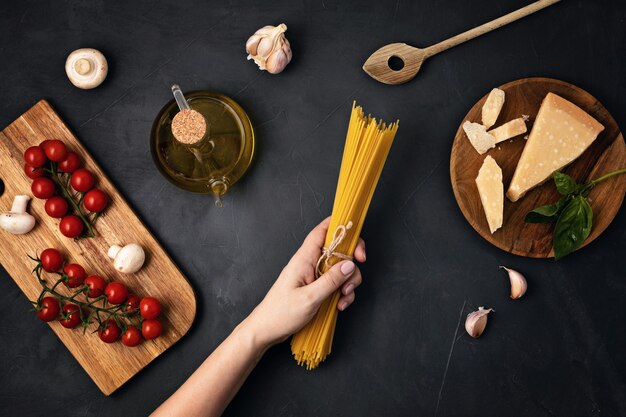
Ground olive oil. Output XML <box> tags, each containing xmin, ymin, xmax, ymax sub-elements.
<box><xmin>150</xmin><ymin>91</ymin><xmax>255</xmax><ymax>199</ymax></box>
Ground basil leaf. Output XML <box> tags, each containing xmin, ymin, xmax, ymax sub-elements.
<box><xmin>553</xmin><ymin>171</ymin><xmax>579</xmax><ymax>195</ymax></box>
<box><xmin>525</xmin><ymin>197</ymin><xmax>568</xmax><ymax>223</ymax></box>
<box><xmin>553</xmin><ymin>195</ymin><xmax>593</xmax><ymax>259</ymax></box>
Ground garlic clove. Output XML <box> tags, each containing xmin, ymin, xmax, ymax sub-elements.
<box><xmin>245</xmin><ymin>35</ymin><xmax>262</xmax><ymax>56</ymax></box>
<box><xmin>500</xmin><ymin>266</ymin><xmax>527</xmax><ymax>299</ymax></box>
<box><xmin>465</xmin><ymin>307</ymin><xmax>493</xmax><ymax>338</ymax></box>
<box><xmin>256</xmin><ymin>36</ymin><xmax>276</xmax><ymax>58</ymax></box>
<box><xmin>266</xmin><ymin>49</ymin><xmax>289</xmax><ymax>74</ymax></box>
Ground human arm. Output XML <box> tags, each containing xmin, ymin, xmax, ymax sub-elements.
<box><xmin>151</xmin><ymin>217</ymin><xmax>366</xmax><ymax>417</ymax></box>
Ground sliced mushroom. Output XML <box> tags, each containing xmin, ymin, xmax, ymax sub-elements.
<box><xmin>65</xmin><ymin>48</ymin><xmax>108</xmax><ymax>89</ymax></box>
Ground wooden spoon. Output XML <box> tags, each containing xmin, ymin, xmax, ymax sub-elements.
<box><xmin>363</xmin><ymin>0</ymin><xmax>561</xmax><ymax>85</ymax></box>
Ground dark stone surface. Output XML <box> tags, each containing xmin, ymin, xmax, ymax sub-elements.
<box><xmin>1</xmin><ymin>1</ymin><xmax>625</xmax><ymax>416</ymax></box>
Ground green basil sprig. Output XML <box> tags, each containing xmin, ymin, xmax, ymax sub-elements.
<box><xmin>525</xmin><ymin>169</ymin><xmax>626</xmax><ymax>259</ymax></box>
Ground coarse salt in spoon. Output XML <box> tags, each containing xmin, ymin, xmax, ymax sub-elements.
<box><xmin>363</xmin><ymin>0</ymin><xmax>561</xmax><ymax>85</ymax></box>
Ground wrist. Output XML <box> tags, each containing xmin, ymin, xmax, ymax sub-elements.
<box><xmin>234</xmin><ymin>315</ymin><xmax>272</xmax><ymax>358</ymax></box>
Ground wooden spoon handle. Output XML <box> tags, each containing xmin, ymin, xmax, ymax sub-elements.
<box><xmin>424</xmin><ymin>0</ymin><xmax>561</xmax><ymax>58</ymax></box>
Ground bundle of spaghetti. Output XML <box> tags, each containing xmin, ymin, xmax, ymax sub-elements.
<box><xmin>291</xmin><ymin>102</ymin><xmax>399</xmax><ymax>369</ymax></box>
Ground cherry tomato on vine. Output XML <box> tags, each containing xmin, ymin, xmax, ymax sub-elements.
<box><xmin>141</xmin><ymin>319</ymin><xmax>162</xmax><ymax>339</ymax></box>
<box><xmin>58</xmin><ymin>151</ymin><xmax>81</xmax><ymax>173</ymax></box>
<box><xmin>63</xmin><ymin>263</ymin><xmax>86</xmax><ymax>288</ymax></box>
<box><xmin>24</xmin><ymin>164</ymin><xmax>45</xmax><ymax>179</ymax></box>
<box><xmin>98</xmin><ymin>320</ymin><xmax>121</xmax><ymax>343</ymax></box>
<box><xmin>70</xmin><ymin>169</ymin><xmax>95</xmax><ymax>193</ymax></box>
<box><xmin>24</xmin><ymin>146</ymin><xmax>47</xmax><ymax>167</ymax></box>
<box><xmin>122</xmin><ymin>326</ymin><xmax>142</xmax><ymax>347</ymax></box>
<box><xmin>59</xmin><ymin>215</ymin><xmax>84</xmax><ymax>238</ymax></box>
<box><xmin>105</xmin><ymin>282</ymin><xmax>128</xmax><ymax>305</ymax></box>
<box><xmin>31</xmin><ymin>177</ymin><xmax>56</xmax><ymax>199</ymax></box>
<box><xmin>140</xmin><ymin>297</ymin><xmax>161</xmax><ymax>320</ymax></box>
<box><xmin>36</xmin><ymin>296</ymin><xmax>60</xmax><ymax>322</ymax></box>
<box><xmin>43</xmin><ymin>139</ymin><xmax>67</xmax><ymax>162</ymax></box>
<box><xmin>44</xmin><ymin>196</ymin><xmax>68</xmax><ymax>218</ymax></box>
<box><xmin>39</xmin><ymin>139</ymin><xmax>52</xmax><ymax>152</ymax></box>
<box><xmin>59</xmin><ymin>304</ymin><xmax>81</xmax><ymax>329</ymax></box>
<box><xmin>83</xmin><ymin>189</ymin><xmax>108</xmax><ymax>213</ymax></box>
<box><xmin>40</xmin><ymin>248</ymin><xmax>64</xmax><ymax>272</ymax></box>
<box><xmin>84</xmin><ymin>275</ymin><xmax>107</xmax><ymax>298</ymax></box>
<box><xmin>124</xmin><ymin>294</ymin><xmax>140</xmax><ymax>315</ymax></box>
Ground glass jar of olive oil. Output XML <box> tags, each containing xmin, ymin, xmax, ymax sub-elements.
<box><xmin>150</xmin><ymin>91</ymin><xmax>255</xmax><ymax>205</ymax></box>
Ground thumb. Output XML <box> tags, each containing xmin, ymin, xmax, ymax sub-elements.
<box><xmin>304</xmin><ymin>261</ymin><xmax>355</xmax><ymax>304</ymax></box>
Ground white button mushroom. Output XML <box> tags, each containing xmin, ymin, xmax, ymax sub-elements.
<box><xmin>65</xmin><ymin>48</ymin><xmax>108</xmax><ymax>89</ymax></box>
<box><xmin>108</xmin><ymin>243</ymin><xmax>145</xmax><ymax>274</ymax></box>
<box><xmin>0</xmin><ymin>195</ymin><xmax>36</xmax><ymax>235</ymax></box>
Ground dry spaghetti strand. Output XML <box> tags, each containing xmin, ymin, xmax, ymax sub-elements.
<box><xmin>291</xmin><ymin>102</ymin><xmax>399</xmax><ymax>369</ymax></box>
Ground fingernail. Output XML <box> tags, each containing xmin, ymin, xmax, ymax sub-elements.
<box><xmin>340</xmin><ymin>261</ymin><xmax>355</xmax><ymax>276</ymax></box>
<box><xmin>339</xmin><ymin>301</ymin><xmax>348</xmax><ymax>311</ymax></box>
<box><xmin>344</xmin><ymin>284</ymin><xmax>355</xmax><ymax>295</ymax></box>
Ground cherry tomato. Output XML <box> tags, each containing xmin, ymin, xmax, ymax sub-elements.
<box><xmin>31</xmin><ymin>177</ymin><xmax>56</xmax><ymax>199</ymax></box>
<box><xmin>99</xmin><ymin>320</ymin><xmax>121</xmax><ymax>343</ymax></box>
<box><xmin>58</xmin><ymin>151</ymin><xmax>81</xmax><ymax>173</ymax></box>
<box><xmin>140</xmin><ymin>297</ymin><xmax>161</xmax><ymax>320</ymax></box>
<box><xmin>70</xmin><ymin>169</ymin><xmax>95</xmax><ymax>192</ymax></box>
<box><xmin>59</xmin><ymin>215</ymin><xmax>84</xmax><ymax>238</ymax></box>
<box><xmin>24</xmin><ymin>164</ymin><xmax>45</xmax><ymax>179</ymax></box>
<box><xmin>84</xmin><ymin>275</ymin><xmax>107</xmax><ymax>298</ymax></box>
<box><xmin>24</xmin><ymin>146</ymin><xmax>47</xmax><ymax>167</ymax></box>
<box><xmin>124</xmin><ymin>294</ymin><xmax>140</xmax><ymax>315</ymax></box>
<box><xmin>141</xmin><ymin>319</ymin><xmax>162</xmax><ymax>339</ymax></box>
<box><xmin>59</xmin><ymin>304</ymin><xmax>81</xmax><ymax>329</ymax></box>
<box><xmin>40</xmin><ymin>248</ymin><xmax>64</xmax><ymax>272</ymax></box>
<box><xmin>83</xmin><ymin>189</ymin><xmax>108</xmax><ymax>213</ymax></box>
<box><xmin>44</xmin><ymin>196</ymin><xmax>68</xmax><ymax>218</ymax></box>
<box><xmin>122</xmin><ymin>326</ymin><xmax>142</xmax><ymax>347</ymax></box>
<box><xmin>43</xmin><ymin>139</ymin><xmax>67</xmax><ymax>162</ymax></box>
<box><xmin>105</xmin><ymin>282</ymin><xmax>128</xmax><ymax>305</ymax></box>
<box><xmin>63</xmin><ymin>263</ymin><xmax>86</xmax><ymax>288</ymax></box>
<box><xmin>39</xmin><ymin>139</ymin><xmax>52</xmax><ymax>152</ymax></box>
<box><xmin>37</xmin><ymin>297</ymin><xmax>60</xmax><ymax>322</ymax></box>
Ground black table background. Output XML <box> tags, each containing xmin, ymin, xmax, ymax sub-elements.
<box><xmin>1</xmin><ymin>1</ymin><xmax>625</xmax><ymax>416</ymax></box>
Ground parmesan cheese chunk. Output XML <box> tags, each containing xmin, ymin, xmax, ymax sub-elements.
<box><xmin>489</xmin><ymin>117</ymin><xmax>527</xmax><ymax>143</ymax></box>
<box><xmin>507</xmin><ymin>93</ymin><xmax>604</xmax><ymax>202</ymax></box>
<box><xmin>463</xmin><ymin>121</ymin><xmax>495</xmax><ymax>154</ymax></box>
<box><xmin>482</xmin><ymin>88</ymin><xmax>505</xmax><ymax>129</ymax></box>
<box><xmin>475</xmin><ymin>155</ymin><xmax>503</xmax><ymax>234</ymax></box>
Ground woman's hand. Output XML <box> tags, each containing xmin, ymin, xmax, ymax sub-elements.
<box><xmin>243</xmin><ymin>217</ymin><xmax>366</xmax><ymax>348</ymax></box>
<box><xmin>152</xmin><ymin>217</ymin><xmax>365</xmax><ymax>417</ymax></box>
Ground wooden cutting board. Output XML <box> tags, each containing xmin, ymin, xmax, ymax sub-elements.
<box><xmin>450</xmin><ymin>78</ymin><xmax>626</xmax><ymax>257</ymax></box>
<box><xmin>0</xmin><ymin>100</ymin><xmax>196</xmax><ymax>395</ymax></box>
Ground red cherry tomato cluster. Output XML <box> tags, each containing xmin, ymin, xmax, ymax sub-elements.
<box><xmin>23</xmin><ymin>140</ymin><xmax>109</xmax><ymax>239</ymax></box>
<box><xmin>33</xmin><ymin>248</ymin><xmax>163</xmax><ymax>346</ymax></box>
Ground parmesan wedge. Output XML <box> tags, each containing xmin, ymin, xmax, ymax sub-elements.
<box><xmin>507</xmin><ymin>93</ymin><xmax>604</xmax><ymax>202</ymax></box>
<box><xmin>475</xmin><ymin>156</ymin><xmax>503</xmax><ymax>234</ymax></box>
<box><xmin>482</xmin><ymin>88</ymin><xmax>505</xmax><ymax>129</ymax></box>
<box><xmin>463</xmin><ymin>121</ymin><xmax>495</xmax><ymax>154</ymax></box>
<box><xmin>489</xmin><ymin>117</ymin><xmax>527</xmax><ymax>143</ymax></box>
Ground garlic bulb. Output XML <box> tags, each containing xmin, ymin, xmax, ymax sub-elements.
<box><xmin>500</xmin><ymin>266</ymin><xmax>527</xmax><ymax>299</ymax></box>
<box><xmin>246</xmin><ymin>23</ymin><xmax>292</xmax><ymax>74</ymax></box>
<box><xmin>465</xmin><ymin>307</ymin><xmax>493</xmax><ymax>338</ymax></box>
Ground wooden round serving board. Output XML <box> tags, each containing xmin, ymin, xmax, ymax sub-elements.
<box><xmin>450</xmin><ymin>78</ymin><xmax>626</xmax><ymax>258</ymax></box>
